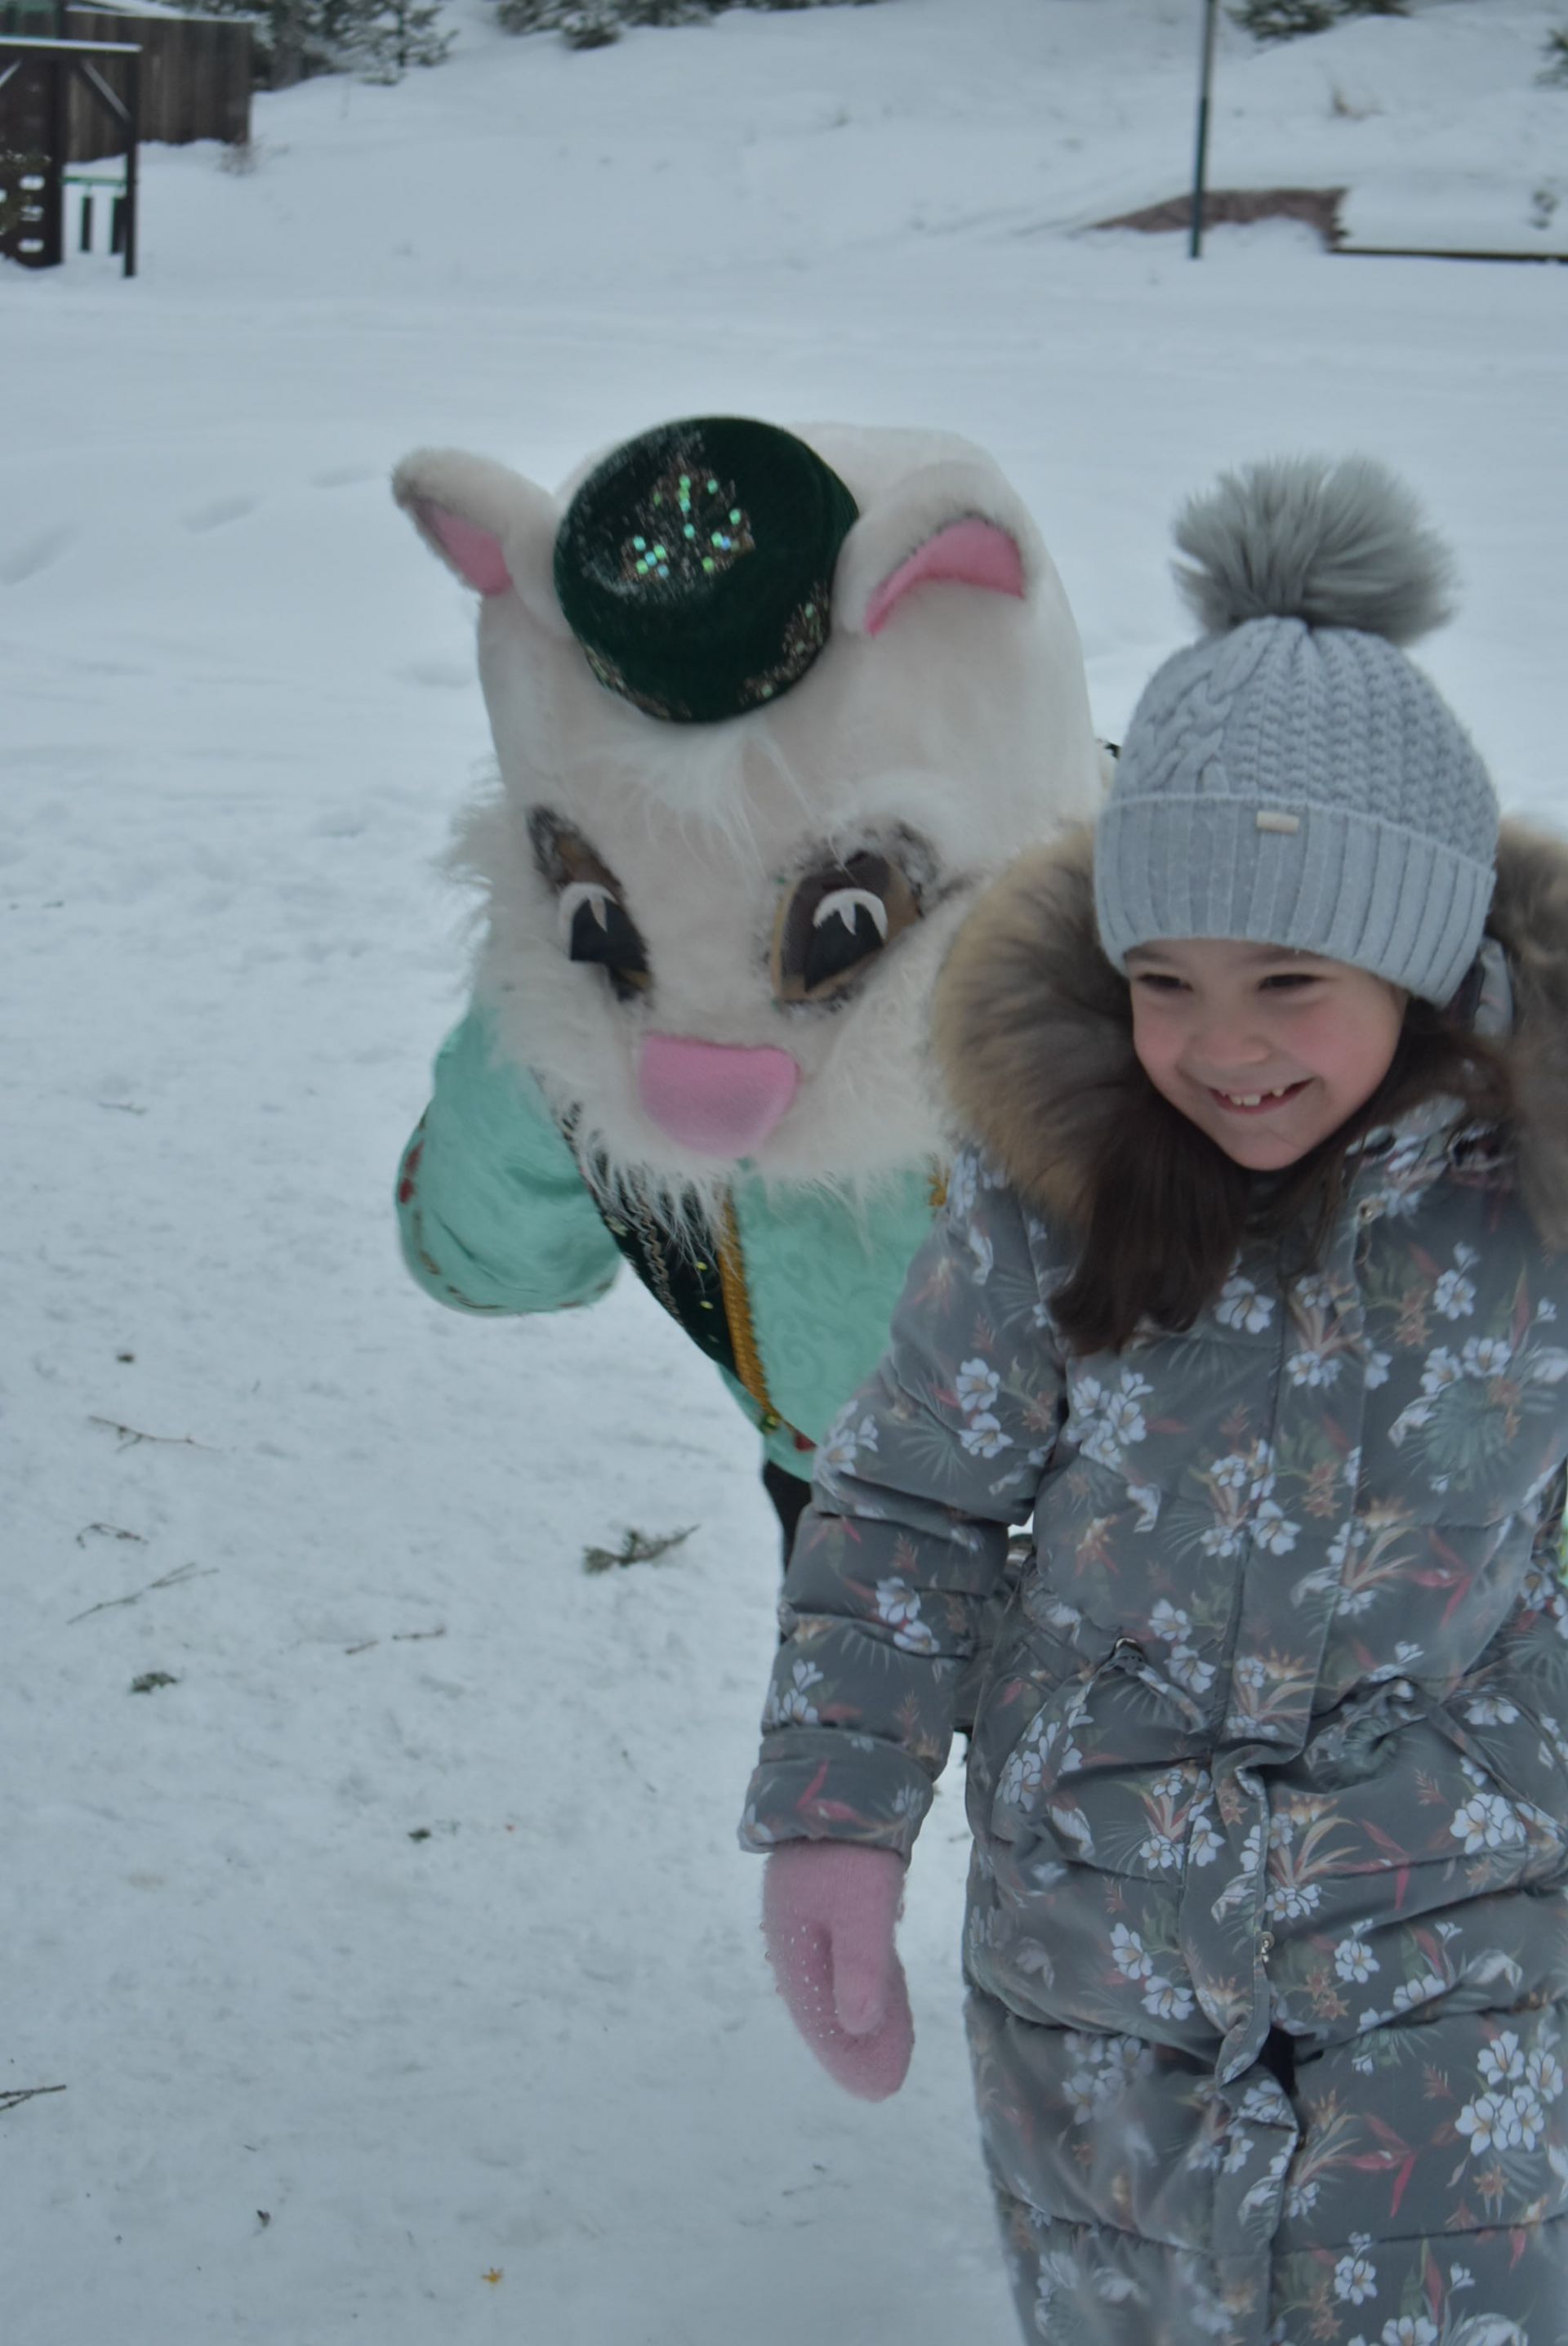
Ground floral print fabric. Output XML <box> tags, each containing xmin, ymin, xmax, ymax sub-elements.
<box><xmin>742</xmin><ymin>1040</ymin><xmax>1568</xmax><ymax>2344</ymax></box>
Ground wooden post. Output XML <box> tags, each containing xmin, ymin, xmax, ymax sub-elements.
<box><xmin>42</xmin><ymin>34</ymin><xmax>64</xmax><ymax>259</ymax></box>
<box><xmin>1191</xmin><ymin>0</ymin><xmax>1220</xmax><ymax>260</ymax></box>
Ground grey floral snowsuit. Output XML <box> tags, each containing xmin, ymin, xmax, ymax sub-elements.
<box><xmin>742</xmin><ymin>829</ymin><xmax>1568</xmax><ymax>2346</ymax></box>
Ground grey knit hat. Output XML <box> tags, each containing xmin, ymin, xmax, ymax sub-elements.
<box><xmin>1094</xmin><ymin>455</ymin><xmax>1499</xmax><ymax>1006</ymax></box>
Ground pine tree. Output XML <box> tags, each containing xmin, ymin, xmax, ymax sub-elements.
<box><xmin>172</xmin><ymin>0</ymin><xmax>452</xmax><ymax>86</ymax></box>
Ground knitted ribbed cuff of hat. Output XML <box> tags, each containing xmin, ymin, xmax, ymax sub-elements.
<box><xmin>1094</xmin><ymin>792</ymin><xmax>1494</xmax><ymax>1006</ymax></box>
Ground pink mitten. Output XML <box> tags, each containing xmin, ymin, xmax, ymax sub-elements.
<box><xmin>761</xmin><ymin>1843</ymin><xmax>913</xmax><ymax>2101</ymax></box>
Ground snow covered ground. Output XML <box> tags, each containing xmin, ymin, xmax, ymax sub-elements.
<box><xmin>2</xmin><ymin>2</ymin><xmax>1566</xmax><ymax>2339</ymax></box>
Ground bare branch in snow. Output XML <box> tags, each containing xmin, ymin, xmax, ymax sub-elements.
<box><xmin>69</xmin><ymin>1561</ymin><xmax>216</xmax><ymax>1626</ymax></box>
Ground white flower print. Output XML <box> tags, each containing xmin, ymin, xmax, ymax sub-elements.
<box><xmin>1201</xmin><ymin>1524</ymin><xmax>1244</xmax><ymax>1559</ymax></box>
<box><xmin>1128</xmin><ymin>1483</ymin><xmax>1161</xmax><ymax>1533</ymax></box>
<box><xmin>763</xmin><ymin>1658</ymin><xmax>824</xmax><ymax>1729</ymax></box>
<box><xmin>1432</xmin><ymin>1264</ymin><xmax>1478</xmax><ymax>1319</ymax></box>
<box><xmin>1335</xmin><ymin>1937</ymin><xmax>1379</xmax><ymax>1982</ymax></box>
<box><xmin>1102</xmin><ymin>1388</ymin><xmax>1149</xmax><ymax>1447</ymax></box>
<box><xmin>1265</xmin><ymin>1881</ymin><xmax>1321</xmax><ymax>1921</ymax></box>
<box><xmin>1286</xmin><ymin>1347</ymin><xmax>1342</xmax><ymax>1389</ymax></box>
<box><xmin>1253</xmin><ymin>1501</ymin><xmax>1299</xmax><ymax>1556</ymax></box>
<box><xmin>999</xmin><ymin>1715</ymin><xmax>1059</xmax><ymax>1808</ymax></box>
<box><xmin>1188</xmin><ymin>1811</ymin><xmax>1222</xmax><ymax>1867</ymax></box>
<box><xmin>1168</xmin><ymin>1645</ymin><xmax>1216</xmax><ymax>1698</ymax></box>
<box><xmin>954</xmin><ymin>1358</ymin><xmax>1000</xmax><ymax>1416</ymax></box>
<box><xmin>1293</xmin><ymin>1274</ymin><xmax>1334</xmax><ymax>1312</ymax></box>
<box><xmin>1512</xmin><ymin>2085</ymin><xmax>1548</xmax><ymax>2150</ymax></box>
<box><xmin>1333</xmin><ymin>2252</ymin><xmax>1378</xmax><ymax>2305</ymax></box>
<box><xmin>1138</xmin><ymin>1831</ymin><xmax>1183</xmax><ymax>1872</ymax></box>
<box><xmin>1450</xmin><ymin>1791</ymin><xmax>1528</xmax><ymax>1853</ymax></box>
<box><xmin>1463</xmin><ymin>1693</ymin><xmax>1520</xmax><ymax>1726</ymax></box>
<box><xmin>1456</xmin><ymin>2091</ymin><xmax>1524</xmax><ymax>2156</ymax></box>
<box><xmin>1211</xmin><ymin>1454</ymin><xmax>1253</xmax><ymax>1494</ymax></box>
<box><xmin>873</xmin><ymin>1579</ymin><xmax>938</xmax><ymax>1657</ymax></box>
<box><xmin>959</xmin><ymin>1412</ymin><xmax>1012</xmax><ymax>1460</ymax></box>
<box><xmin>1380</xmin><ymin>2321</ymin><xmax>1438</xmax><ymax>2346</ymax></box>
<box><xmin>946</xmin><ymin>1152</ymin><xmax>978</xmax><ymax>1223</ymax></box>
<box><xmin>1479</xmin><ymin>2032</ymin><xmax>1527</xmax><ymax>2088</ymax></box>
<box><xmin>1150</xmin><ymin>1600</ymin><xmax>1191</xmax><ymax>1645</ymax></box>
<box><xmin>1141</xmin><ymin>1975</ymin><xmax>1195</xmax><ymax>2021</ymax></box>
<box><xmin>1285</xmin><ymin>2178</ymin><xmax>1319</xmax><ymax>2218</ymax></box>
<box><xmin>1463</xmin><ymin>1336</ymin><xmax>1514</xmax><ymax>1379</ymax></box>
<box><xmin>819</xmin><ymin>1409</ymin><xmax>878</xmax><ymax>1478</ymax></box>
<box><xmin>1529</xmin><ymin>2046</ymin><xmax>1566</xmax><ymax>2101</ymax></box>
<box><xmin>1073</xmin><ymin>1369</ymin><xmax>1152</xmax><ymax>1471</ymax></box>
<box><xmin>1234</xmin><ymin>1655</ymin><xmax>1269</xmax><ymax>1690</ymax></box>
<box><xmin>1110</xmin><ymin>1925</ymin><xmax>1155</xmax><ymax>1982</ymax></box>
<box><xmin>967</xmin><ymin>1227</ymin><xmax>995</xmax><ymax>1285</ymax></box>
<box><xmin>1364</xmin><ymin>1349</ymin><xmax>1392</xmax><ymax>1389</ymax></box>
<box><xmin>1217</xmin><ymin>1275</ymin><xmax>1275</xmax><ymax>1334</ymax></box>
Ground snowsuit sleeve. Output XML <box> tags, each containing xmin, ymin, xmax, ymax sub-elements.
<box><xmin>741</xmin><ymin>1151</ymin><xmax>1066</xmax><ymax>1859</ymax></box>
<box><xmin>395</xmin><ymin>1010</ymin><xmax>620</xmax><ymax>1316</ymax></box>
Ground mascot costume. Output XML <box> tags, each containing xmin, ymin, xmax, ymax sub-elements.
<box><xmin>392</xmin><ymin>416</ymin><xmax>1102</xmax><ymax>1557</ymax></box>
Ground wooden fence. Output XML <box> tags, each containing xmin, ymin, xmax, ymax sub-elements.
<box><xmin>0</xmin><ymin>0</ymin><xmax>249</xmax><ymax>161</ymax></box>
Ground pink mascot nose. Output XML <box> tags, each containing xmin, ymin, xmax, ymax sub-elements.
<box><xmin>638</xmin><ymin>1033</ymin><xmax>801</xmax><ymax>1158</ymax></box>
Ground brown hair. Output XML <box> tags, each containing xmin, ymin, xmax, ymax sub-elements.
<box><xmin>1049</xmin><ymin>986</ymin><xmax>1513</xmax><ymax>1358</ymax></box>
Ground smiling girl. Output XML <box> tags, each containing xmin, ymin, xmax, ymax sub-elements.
<box><xmin>742</xmin><ymin>457</ymin><xmax>1568</xmax><ymax>2344</ymax></box>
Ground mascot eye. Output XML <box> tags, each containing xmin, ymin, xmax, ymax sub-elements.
<box><xmin>559</xmin><ymin>881</ymin><xmax>651</xmax><ymax>999</ymax></box>
<box><xmin>530</xmin><ymin>809</ymin><xmax>651</xmax><ymax>1004</ymax></box>
<box><xmin>773</xmin><ymin>850</ymin><xmax>921</xmax><ymax>1004</ymax></box>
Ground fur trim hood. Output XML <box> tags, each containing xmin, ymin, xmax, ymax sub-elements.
<box><xmin>932</xmin><ymin>820</ymin><xmax>1568</xmax><ymax>1251</ymax></box>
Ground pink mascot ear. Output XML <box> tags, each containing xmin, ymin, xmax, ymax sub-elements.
<box><xmin>392</xmin><ymin>448</ymin><xmax>571</xmax><ymax>638</ymax></box>
<box><xmin>416</xmin><ymin>502</ymin><xmax>513</xmax><ymax>598</ymax></box>
<box><xmin>862</xmin><ymin>517</ymin><xmax>1025</xmax><ymax>636</ymax></box>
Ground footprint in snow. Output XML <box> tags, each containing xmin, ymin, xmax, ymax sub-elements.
<box><xmin>2</xmin><ymin>524</ymin><xmax>76</xmax><ymax>584</ymax></box>
<box><xmin>181</xmin><ymin>495</ymin><xmax>258</xmax><ymax>534</ymax></box>
<box><xmin>311</xmin><ymin>465</ymin><xmax>379</xmax><ymax>490</ymax></box>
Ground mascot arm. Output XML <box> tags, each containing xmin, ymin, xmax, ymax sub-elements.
<box><xmin>396</xmin><ymin>1010</ymin><xmax>619</xmax><ymax>1316</ymax></box>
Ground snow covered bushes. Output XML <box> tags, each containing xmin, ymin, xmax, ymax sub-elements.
<box><xmin>1230</xmin><ymin>0</ymin><xmax>1405</xmax><ymax>39</ymax></box>
<box><xmin>495</xmin><ymin>0</ymin><xmax>883</xmax><ymax>43</ymax></box>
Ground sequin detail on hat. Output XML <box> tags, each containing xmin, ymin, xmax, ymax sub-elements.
<box><xmin>621</xmin><ymin>459</ymin><xmax>756</xmax><ymax>591</ymax></box>
<box><xmin>581</xmin><ymin>579</ymin><xmax>831</xmax><ymax>723</ymax></box>
<box><xmin>739</xmin><ymin>584</ymin><xmax>830</xmax><ymax>706</ymax></box>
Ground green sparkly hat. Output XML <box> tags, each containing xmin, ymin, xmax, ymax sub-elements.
<box><xmin>552</xmin><ymin>417</ymin><xmax>860</xmax><ymax>725</ymax></box>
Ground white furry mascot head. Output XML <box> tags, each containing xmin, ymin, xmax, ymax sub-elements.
<box><xmin>394</xmin><ymin>416</ymin><xmax>1102</xmax><ymax>1211</ymax></box>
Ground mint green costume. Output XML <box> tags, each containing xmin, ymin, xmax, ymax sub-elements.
<box><xmin>396</xmin><ymin>1010</ymin><xmax>941</xmax><ymax>1481</ymax></box>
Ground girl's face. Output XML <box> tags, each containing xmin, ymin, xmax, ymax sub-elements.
<box><xmin>1126</xmin><ymin>939</ymin><xmax>1406</xmax><ymax>1171</ymax></box>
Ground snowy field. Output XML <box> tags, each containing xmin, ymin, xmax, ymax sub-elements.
<box><xmin>2</xmin><ymin>2</ymin><xmax>1566</xmax><ymax>2339</ymax></box>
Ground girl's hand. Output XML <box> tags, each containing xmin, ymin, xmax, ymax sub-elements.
<box><xmin>760</xmin><ymin>1843</ymin><xmax>913</xmax><ymax>2101</ymax></box>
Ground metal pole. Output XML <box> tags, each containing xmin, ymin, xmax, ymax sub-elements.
<box><xmin>1191</xmin><ymin>0</ymin><xmax>1220</xmax><ymax>260</ymax></box>
<box><xmin>121</xmin><ymin>41</ymin><xmax>136</xmax><ymax>275</ymax></box>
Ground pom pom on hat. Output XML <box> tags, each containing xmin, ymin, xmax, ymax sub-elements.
<box><xmin>1094</xmin><ymin>454</ymin><xmax>1499</xmax><ymax>1006</ymax></box>
<box><xmin>1172</xmin><ymin>453</ymin><xmax>1454</xmax><ymax>645</ymax></box>
<box><xmin>553</xmin><ymin>416</ymin><xmax>859</xmax><ymax>725</ymax></box>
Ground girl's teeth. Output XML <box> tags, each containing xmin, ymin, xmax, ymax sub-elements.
<box><xmin>1221</xmin><ymin>1087</ymin><xmax>1287</xmax><ymax>1107</ymax></box>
